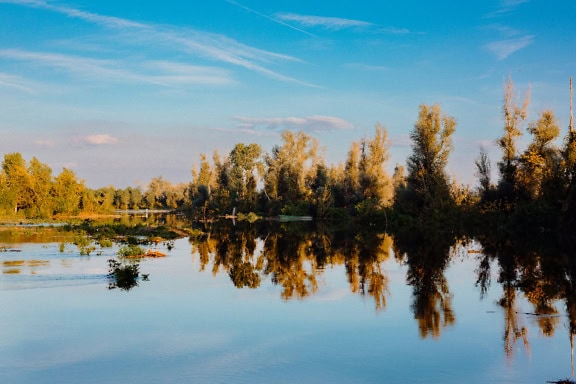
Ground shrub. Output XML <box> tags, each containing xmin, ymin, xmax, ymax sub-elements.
<box><xmin>118</xmin><ymin>244</ymin><xmax>145</xmax><ymax>257</ymax></box>
<box><xmin>107</xmin><ymin>259</ymin><xmax>140</xmax><ymax>291</ymax></box>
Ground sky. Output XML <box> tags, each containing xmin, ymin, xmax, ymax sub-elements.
<box><xmin>1</xmin><ymin>0</ymin><xmax>575</xmax><ymax>188</ymax></box>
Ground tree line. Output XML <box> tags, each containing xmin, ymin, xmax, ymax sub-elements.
<box><xmin>0</xmin><ymin>153</ymin><xmax>188</xmax><ymax>217</ymax></box>
<box><xmin>2</xmin><ymin>77</ymin><xmax>576</xmax><ymax>239</ymax></box>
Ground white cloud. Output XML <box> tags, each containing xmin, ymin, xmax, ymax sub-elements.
<box><xmin>0</xmin><ymin>49</ymin><xmax>235</xmax><ymax>87</ymax></box>
<box><xmin>276</xmin><ymin>13</ymin><xmax>372</xmax><ymax>30</ymax></box>
<box><xmin>485</xmin><ymin>35</ymin><xmax>534</xmax><ymax>60</ymax></box>
<box><xmin>226</xmin><ymin>0</ymin><xmax>317</xmax><ymax>38</ymax></box>
<box><xmin>0</xmin><ymin>72</ymin><xmax>37</xmax><ymax>94</ymax></box>
<box><xmin>81</xmin><ymin>134</ymin><xmax>119</xmax><ymax>145</ymax></box>
<box><xmin>486</xmin><ymin>0</ymin><xmax>529</xmax><ymax>18</ymax></box>
<box><xmin>378</xmin><ymin>27</ymin><xmax>411</xmax><ymax>35</ymax></box>
<box><xmin>345</xmin><ymin>63</ymin><xmax>390</xmax><ymax>72</ymax></box>
<box><xmin>234</xmin><ymin>116</ymin><xmax>354</xmax><ymax>133</ymax></box>
<box><xmin>2</xmin><ymin>0</ymin><xmax>312</xmax><ymax>86</ymax></box>
<box><xmin>34</xmin><ymin>139</ymin><xmax>54</xmax><ymax>148</ymax></box>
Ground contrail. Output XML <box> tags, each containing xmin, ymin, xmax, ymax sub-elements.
<box><xmin>226</xmin><ymin>0</ymin><xmax>317</xmax><ymax>38</ymax></box>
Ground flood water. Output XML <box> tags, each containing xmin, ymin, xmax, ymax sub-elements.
<box><xmin>0</xmin><ymin>221</ymin><xmax>574</xmax><ymax>383</ymax></box>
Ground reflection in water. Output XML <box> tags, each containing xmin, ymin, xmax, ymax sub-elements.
<box><xmin>189</xmin><ymin>223</ymin><xmax>392</xmax><ymax>306</ymax></box>
<box><xmin>2</xmin><ymin>259</ymin><xmax>51</xmax><ymax>274</ymax></box>
<box><xmin>476</xmin><ymin>229</ymin><xmax>576</xmax><ymax>363</ymax></box>
<box><xmin>3</xmin><ymin>216</ymin><xmax>576</xmax><ymax>374</ymax></box>
<box><xmin>392</xmin><ymin>226</ymin><xmax>456</xmax><ymax>339</ymax></box>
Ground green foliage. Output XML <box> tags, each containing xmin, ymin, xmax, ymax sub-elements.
<box><xmin>118</xmin><ymin>244</ymin><xmax>145</xmax><ymax>257</ymax></box>
<box><xmin>73</xmin><ymin>234</ymin><xmax>96</xmax><ymax>255</ymax></box>
<box><xmin>98</xmin><ymin>238</ymin><xmax>113</xmax><ymax>248</ymax></box>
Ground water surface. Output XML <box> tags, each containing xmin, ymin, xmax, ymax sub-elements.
<box><xmin>0</xmin><ymin>226</ymin><xmax>573</xmax><ymax>383</ymax></box>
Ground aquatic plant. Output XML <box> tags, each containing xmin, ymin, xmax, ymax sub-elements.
<box><xmin>73</xmin><ymin>235</ymin><xmax>96</xmax><ymax>255</ymax></box>
<box><xmin>118</xmin><ymin>244</ymin><xmax>145</xmax><ymax>257</ymax></box>
<box><xmin>107</xmin><ymin>258</ymin><xmax>140</xmax><ymax>291</ymax></box>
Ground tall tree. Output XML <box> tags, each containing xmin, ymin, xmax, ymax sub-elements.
<box><xmin>475</xmin><ymin>147</ymin><xmax>493</xmax><ymax>199</ymax></box>
<box><xmin>517</xmin><ymin>110</ymin><xmax>561</xmax><ymax>200</ymax></box>
<box><xmin>358</xmin><ymin>124</ymin><xmax>393</xmax><ymax>208</ymax></box>
<box><xmin>2</xmin><ymin>153</ymin><xmax>33</xmax><ymax>214</ymax></box>
<box><xmin>228</xmin><ymin>143</ymin><xmax>262</xmax><ymax>212</ymax></box>
<box><xmin>497</xmin><ymin>77</ymin><xmax>530</xmax><ymax>199</ymax></box>
<box><xmin>28</xmin><ymin>157</ymin><xmax>53</xmax><ymax>217</ymax></box>
<box><xmin>342</xmin><ymin>141</ymin><xmax>362</xmax><ymax>208</ymax></box>
<box><xmin>263</xmin><ymin>130</ymin><xmax>320</xmax><ymax>215</ymax></box>
<box><xmin>397</xmin><ymin>104</ymin><xmax>456</xmax><ymax>216</ymax></box>
<box><xmin>52</xmin><ymin>168</ymin><xmax>84</xmax><ymax>215</ymax></box>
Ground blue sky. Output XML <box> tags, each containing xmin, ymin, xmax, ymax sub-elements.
<box><xmin>1</xmin><ymin>0</ymin><xmax>575</xmax><ymax>188</ymax></box>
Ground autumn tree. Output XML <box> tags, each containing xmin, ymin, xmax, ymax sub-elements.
<box><xmin>2</xmin><ymin>153</ymin><xmax>33</xmax><ymax>214</ymax></box>
<box><xmin>27</xmin><ymin>157</ymin><xmax>54</xmax><ymax>218</ymax></box>
<box><xmin>357</xmin><ymin>124</ymin><xmax>393</xmax><ymax>209</ymax></box>
<box><xmin>342</xmin><ymin>141</ymin><xmax>362</xmax><ymax>208</ymax></box>
<box><xmin>395</xmin><ymin>104</ymin><xmax>456</xmax><ymax>217</ymax></box>
<box><xmin>517</xmin><ymin>110</ymin><xmax>561</xmax><ymax>200</ymax></box>
<box><xmin>263</xmin><ymin>130</ymin><xmax>320</xmax><ymax>215</ymax></box>
<box><xmin>497</xmin><ymin>77</ymin><xmax>530</xmax><ymax>201</ymax></box>
<box><xmin>52</xmin><ymin>168</ymin><xmax>84</xmax><ymax>215</ymax></box>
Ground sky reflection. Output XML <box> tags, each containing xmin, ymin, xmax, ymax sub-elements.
<box><xmin>0</xmin><ymin>229</ymin><xmax>574</xmax><ymax>383</ymax></box>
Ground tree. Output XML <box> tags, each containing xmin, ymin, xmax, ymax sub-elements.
<box><xmin>358</xmin><ymin>124</ymin><xmax>393</xmax><ymax>208</ymax></box>
<box><xmin>517</xmin><ymin>110</ymin><xmax>561</xmax><ymax>200</ymax></box>
<box><xmin>497</xmin><ymin>77</ymin><xmax>530</xmax><ymax>200</ymax></box>
<box><xmin>28</xmin><ymin>157</ymin><xmax>53</xmax><ymax>217</ymax></box>
<box><xmin>2</xmin><ymin>153</ymin><xmax>33</xmax><ymax>214</ymax></box>
<box><xmin>228</xmin><ymin>143</ymin><xmax>262</xmax><ymax>212</ymax></box>
<box><xmin>263</xmin><ymin>130</ymin><xmax>320</xmax><ymax>215</ymax></box>
<box><xmin>190</xmin><ymin>153</ymin><xmax>216</xmax><ymax>215</ymax></box>
<box><xmin>342</xmin><ymin>141</ymin><xmax>362</xmax><ymax>208</ymax></box>
<box><xmin>52</xmin><ymin>168</ymin><xmax>84</xmax><ymax>215</ymax></box>
<box><xmin>397</xmin><ymin>104</ymin><xmax>456</xmax><ymax>216</ymax></box>
<box><xmin>475</xmin><ymin>147</ymin><xmax>493</xmax><ymax>199</ymax></box>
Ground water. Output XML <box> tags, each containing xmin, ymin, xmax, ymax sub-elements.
<box><xmin>0</xmin><ymin>227</ymin><xmax>573</xmax><ymax>384</ymax></box>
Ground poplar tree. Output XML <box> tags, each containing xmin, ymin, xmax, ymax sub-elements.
<box><xmin>397</xmin><ymin>104</ymin><xmax>456</xmax><ymax>216</ymax></box>
<box><xmin>497</xmin><ymin>77</ymin><xmax>530</xmax><ymax>200</ymax></box>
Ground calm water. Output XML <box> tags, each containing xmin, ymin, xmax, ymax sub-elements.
<box><xmin>0</xmin><ymin>225</ymin><xmax>573</xmax><ymax>384</ymax></box>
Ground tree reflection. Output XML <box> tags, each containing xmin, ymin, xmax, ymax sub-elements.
<box><xmin>344</xmin><ymin>232</ymin><xmax>392</xmax><ymax>311</ymax></box>
<box><xmin>476</xmin><ymin>230</ymin><xmax>569</xmax><ymax>359</ymax></box>
<box><xmin>186</xmin><ymin>218</ymin><xmax>576</xmax><ymax>360</ymax></box>
<box><xmin>393</xmin><ymin>225</ymin><xmax>456</xmax><ymax>339</ymax></box>
<box><xmin>188</xmin><ymin>222</ymin><xmax>391</xmax><ymax>306</ymax></box>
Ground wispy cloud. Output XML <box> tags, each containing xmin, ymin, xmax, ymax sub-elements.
<box><xmin>486</xmin><ymin>0</ymin><xmax>529</xmax><ymax>18</ymax></box>
<box><xmin>211</xmin><ymin>127</ymin><xmax>278</xmax><ymax>137</ymax></box>
<box><xmin>234</xmin><ymin>116</ymin><xmax>354</xmax><ymax>133</ymax></box>
<box><xmin>1</xmin><ymin>0</ymin><xmax>312</xmax><ymax>86</ymax></box>
<box><xmin>485</xmin><ymin>35</ymin><xmax>534</xmax><ymax>60</ymax></box>
<box><xmin>34</xmin><ymin>139</ymin><xmax>55</xmax><ymax>148</ymax></box>
<box><xmin>226</xmin><ymin>0</ymin><xmax>317</xmax><ymax>38</ymax></box>
<box><xmin>0</xmin><ymin>49</ymin><xmax>235</xmax><ymax>86</ymax></box>
<box><xmin>80</xmin><ymin>134</ymin><xmax>119</xmax><ymax>146</ymax></box>
<box><xmin>345</xmin><ymin>63</ymin><xmax>390</xmax><ymax>72</ymax></box>
<box><xmin>377</xmin><ymin>27</ymin><xmax>411</xmax><ymax>35</ymax></box>
<box><xmin>276</xmin><ymin>13</ymin><xmax>373</xmax><ymax>30</ymax></box>
<box><xmin>0</xmin><ymin>72</ymin><xmax>37</xmax><ymax>94</ymax></box>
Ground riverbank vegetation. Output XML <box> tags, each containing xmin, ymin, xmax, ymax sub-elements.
<box><xmin>2</xmin><ymin>77</ymin><xmax>576</xmax><ymax>243</ymax></box>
